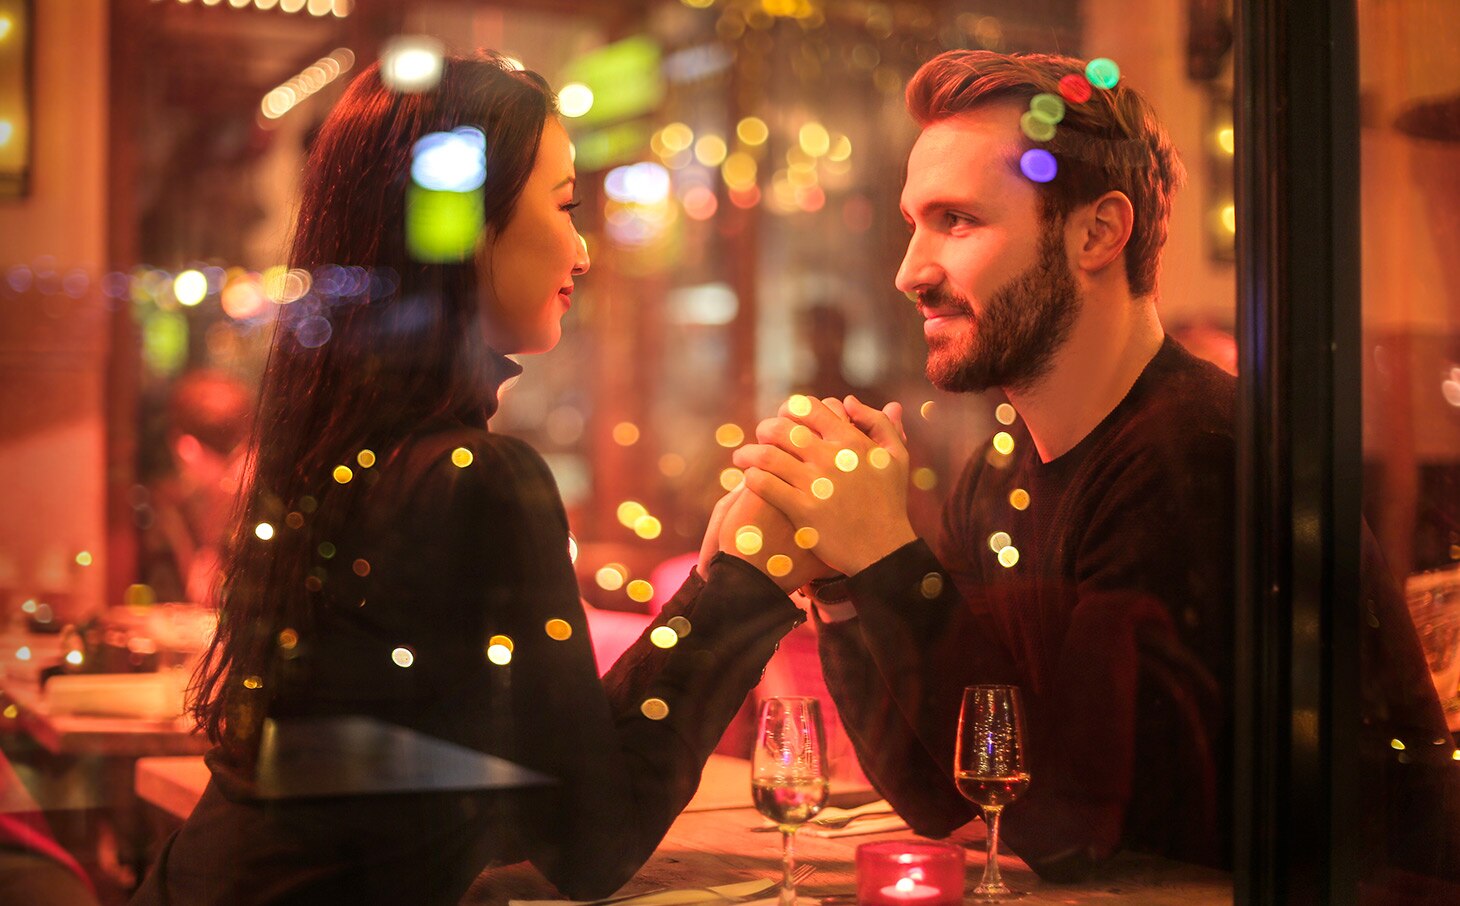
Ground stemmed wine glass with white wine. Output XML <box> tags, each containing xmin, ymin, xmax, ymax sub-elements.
<box><xmin>752</xmin><ymin>697</ymin><xmax>828</xmax><ymax>906</ymax></box>
<box><xmin>955</xmin><ymin>685</ymin><xmax>1030</xmax><ymax>900</ymax></box>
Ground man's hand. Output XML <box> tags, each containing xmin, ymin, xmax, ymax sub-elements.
<box><xmin>732</xmin><ymin>394</ymin><xmax>917</xmax><ymax>576</ymax></box>
<box><xmin>709</xmin><ymin>483</ymin><xmax>836</xmax><ymax>593</ymax></box>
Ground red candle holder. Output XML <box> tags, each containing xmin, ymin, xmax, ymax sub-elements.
<box><xmin>855</xmin><ymin>840</ymin><xmax>964</xmax><ymax>906</ymax></box>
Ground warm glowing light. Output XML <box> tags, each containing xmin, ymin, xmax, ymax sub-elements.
<box><xmin>682</xmin><ymin>185</ymin><xmax>718</xmax><ymax>220</ymax></box>
<box><xmin>661</xmin><ymin>122</ymin><xmax>694</xmax><ymax>152</ymax></box>
<box><xmin>798</xmin><ymin>122</ymin><xmax>831</xmax><ymax>157</ymax></box>
<box><xmin>633</xmin><ymin>515</ymin><xmax>663</xmax><ymax>540</ymax></box>
<box><xmin>659</xmin><ymin>453</ymin><xmax>686</xmax><ymax>477</ymax></box>
<box><xmin>65</xmin><ymin>650</ymin><xmax>84</xmax><ymax>666</ymax></box>
<box><xmin>788</xmin><ymin>394</ymin><xmax>812</xmax><ymax>417</ymax></box>
<box><xmin>451</xmin><ymin>447</ymin><xmax>474</xmax><ymax>468</ymax></box>
<box><xmin>545</xmin><ymin>619</ymin><xmax>572</xmax><ymax>641</ymax></box>
<box><xmin>1009</xmin><ymin>488</ymin><xmax>1031</xmax><ymax>510</ymax></box>
<box><xmin>0</xmin><ymin>120</ymin><xmax>12</xmax><ymax>147</ymax></box>
<box><xmin>0</xmin><ymin>16</ymin><xmax>12</xmax><ymax>41</ymax></box>
<box><xmin>75</xmin><ymin>550</ymin><xmax>93</xmax><ymax>566</ymax></box>
<box><xmin>617</xmin><ymin>501</ymin><xmax>649</xmax><ymax>528</ymax></box>
<box><xmin>278</xmin><ymin>629</ymin><xmax>299</xmax><ymax>650</ymax></box>
<box><xmin>736</xmin><ymin>116</ymin><xmax>769</xmax><ymax>146</ymax></box>
<box><xmin>557</xmin><ymin>82</ymin><xmax>594</xmax><ymax>118</ymax></box>
<box><xmin>716</xmin><ymin>423</ymin><xmax>745</xmax><ymax>447</ymax></box>
<box><xmin>789</xmin><ymin>425</ymin><xmax>814</xmax><ymax>448</ymax></box>
<box><xmin>174</xmin><ymin>270</ymin><xmax>208</xmax><ymax>306</ymax></box>
<box><xmin>2</xmin><ymin>705</ymin><xmax>16</xmax><ymax>720</ymax></box>
<box><xmin>720</xmin><ymin>467</ymin><xmax>745</xmax><ymax>491</ymax></box>
<box><xmin>667</xmin><ymin>616</ymin><xmax>692</xmax><ymax>637</ymax></box>
<box><xmin>487</xmin><ymin>644</ymin><xmax>512</xmax><ymax>666</ymax></box>
<box><xmin>627</xmin><ymin>580</ymin><xmax>655</xmax><ymax>603</ymax></box>
<box><xmin>868</xmin><ymin>448</ymin><xmax>891</xmax><ymax>470</ymax></box>
<box><xmin>382</xmin><ymin>37</ymin><xmax>445</xmax><ymax>93</ymax></box>
<box><xmin>694</xmin><ymin>134</ymin><xmax>728</xmax><ymax>167</ymax></box>
<box><xmin>988</xmin><ymin>532</ymin><xmax>1012</xmax><ymax>552</ymax></box>
<box><xmin>810</xmin><ymin>477</ymin><xmax>835</xmax><ymax>500</ymax></box>
<box><xmin>835</xmin><ymin>449</ymin><xmax>859</xmax><ymax>472</ymax></box>
<box><xmin>997</xmin><ymin>546</ymin><xmax>1020</xmax><ymax>568</ymax></box>
<box><xmin>333</xmin><ymin>465</ymin><xmax>354</xmax><ymax>484</ymax></box>
<box><xmin>995</xmin><ymin>403</ymin><xmax>1017</xmax><ymax>425</ymax></box>
<box><xmin>722</xmin><ymin>152</ymin><xmax>758</xmax><ymax>190</ymax></box>
<box><xmin>243</xmin><ymin>675</ymin><xmax>263</xmax><ymax>689</ymax></box>
<box><xmin>794</xmin><ymin>527</ymin><xmax>819</xmax><ymax>549</ymax></box>
<box><xmin>735</xmin><ymin>526</ymin><xmax>765</xmax><ymax>556</ymax></box>
<box><xmin>992</xmin><ymin>432</ymin><xmax>1015</xmax><ymax>455</ymax></box>
<box><xmin>356</xmin><ymin>449</ymin><xmax>376</xmax><ymax>468</ymax></box>
<box><xmin>650</xmin><ymin>626</ymin><xmax>679</xmax><ymax>648</ymax></box>
<box><xmin>352</xmin><ymin>559</ymin><xmax>370</xmax><ymax>577</ymax></box>
<box><xmin>1217</xmin><ymin>126</ymin><xmax>1235</xmax><ymax>155</ymax></box>
<box><xmin>827</xmin><ymin>135</ymin><xmax>852</xmax><ymax>162</ymax></box>
<box><xmin>255</xmin><ymin>522</ymin><xmax>276</xmax><ymax>541</ymax></box>
<box><xmin>920</xmin><ymin>400</ymin><xmax>935</xmax><ymax>420</ymax></box>
<box><xmin>596</xmin><ymin>564</ymin><xmax>628</xmax><ymax>591</ymax></box>
<box><xmin>488</xmin><ymin>634</ymin><xmax>514</xmax><ymax>653</ymax></box>
<box><xmin>612</xmin><ymin>421</ymin><xmax>641</xmax><ymax>445</ymax></box>
<box><xmin>920</xmin><ymin>572</ymin><xmax>944</xmax><ymax>598</ymax></box>
<box><xmin>641</xmin><ymin>698</ymin><xmax>670</xmax><ymax>720</ymax></box>
<box><xmin>1391</xmin><ymin>738</ymin><xmax>1406</xmax><ymax>751</ymax></box>
<box><xmin>912</xmin><ymin>467</ymin><xmax>938</xmax><ymax>490</ymax></box>
<box><xmin>568</xmin><ymin>533</ymin><xmax>579</xmax><ymax>563</ymax></box>
<box><xmin>767</xmin><ymin>554</ymin><xmax>793</xmax><ymax>577</ymax></box>
<box><xmin>1220</xmin><ymin>203</ymin><xmax>1237</xmax><ymax>235</ymax></box>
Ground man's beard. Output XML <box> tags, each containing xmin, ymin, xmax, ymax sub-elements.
<box><xmin>923</xmin><ymin>223</ymin><xmax>1080</xmax><ymax>394</ymax></box>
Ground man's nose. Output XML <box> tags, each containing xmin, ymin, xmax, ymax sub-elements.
<box><xmin>895</xmin><ymin>230</ymin><xmax>939</xmax><ymax>297</ymax></box>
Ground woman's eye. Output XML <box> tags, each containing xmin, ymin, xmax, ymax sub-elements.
<box><xmin>562</xmin><ymin>201</ymin><xmax>582</xmax><ymax>217</ymax></box>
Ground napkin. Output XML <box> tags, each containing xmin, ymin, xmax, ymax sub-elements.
<box><xmin>511</xmin><ymin>878</ymin><xmax>777</xmax><ymax>906</ymax></box>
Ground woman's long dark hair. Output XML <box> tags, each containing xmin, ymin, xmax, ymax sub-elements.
<box><xmin>189</xmin><ymin>53</ymin><xmax>558</xmax><ymax>754</ymax></box>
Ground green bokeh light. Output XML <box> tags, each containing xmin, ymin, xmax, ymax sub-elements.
<box><xmin>1085</xmin><ymin>57</ymin><xmax>1121</xmax><ymax>90</ymax></box>
<box><xmin>406</xmin><ymin>185</ymin><xmax>484</xmax><ymax>263</ymax></box>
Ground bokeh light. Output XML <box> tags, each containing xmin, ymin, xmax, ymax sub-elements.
<box><xmin>1020</xmin><ymin>149</ymin><xmax>1058</xmax><ymax>183</ymax></box>
<box><xmin>557</xmin><ymin>82</ymin><xmax>595</xmax><ymax>118</ymax></box>
<box><xmin>1085</xmin><ymin>57</ymin><xmax>1121</xmax><ymax>89</ymax></box>
<box><xmin>381</xmin><ymin>36</ymin><xmax>445</xmax><ymax>93</ymax></box>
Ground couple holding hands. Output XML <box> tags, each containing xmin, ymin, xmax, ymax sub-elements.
<box><xmin>134</xmin><ymin>43</ymin><xmax>1441</xmax><ymax>906</ymax></box>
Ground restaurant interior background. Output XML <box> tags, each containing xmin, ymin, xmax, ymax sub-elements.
<box><xmin>0</xmin><ymin>0</ymin><xmax>1455</xmax><ymax>902</ymax></box>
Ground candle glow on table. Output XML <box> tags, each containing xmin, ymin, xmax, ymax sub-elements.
<box><xmin>856</xmin><ymin>840</ymin><xmax>964</xmax><ymax>906</ymax></box>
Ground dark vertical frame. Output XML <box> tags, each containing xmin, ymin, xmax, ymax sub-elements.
<box><xmin>1234</xmin><ymin>0</ymin><xmax>1362</xmax><ymax>903</ymax></box>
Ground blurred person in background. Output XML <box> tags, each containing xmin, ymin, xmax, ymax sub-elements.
<box><xmin>139</xmin><ymin>369</ymin><xmax>254</xmax><ymax>604</ymax></box>
<box><xmin>131</xmin><ymin>52</ymin><xmax>810</xmax><ymax>906</ymax></box>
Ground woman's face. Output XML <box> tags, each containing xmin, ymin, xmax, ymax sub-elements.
<box><xmin>476</xmin><ymin>118</ymin><xmax>589</xmax><ymax>354</ymax></box>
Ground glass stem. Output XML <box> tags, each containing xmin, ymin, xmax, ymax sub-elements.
<box><xmin>779</xmin><ymin>827</ymin><xmax>796</xmax><ymax>906</ymax></box>
<box><xmin>980</xmin><ymin>806</ymin><xmax>1005</xmax><ymax>891</ymax></box>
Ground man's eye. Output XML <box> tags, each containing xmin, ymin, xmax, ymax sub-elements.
<box><xmin>946</xmin><ymin>212</ymin><xmax>976</xmax><ymax>228</ymax></box>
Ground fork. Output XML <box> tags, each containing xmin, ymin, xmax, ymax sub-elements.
<box><xmin>577</xmin><ymin>863</ymin><xmax>815</xmax><ymax>906</ymax></box>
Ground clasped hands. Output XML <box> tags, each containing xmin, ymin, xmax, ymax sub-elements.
<box><xmin>698</xmin><ymin>394</ymin><xmax>918</xmax><ymax>594</ymax></box>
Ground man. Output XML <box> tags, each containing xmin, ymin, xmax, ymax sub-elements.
<box><xmin>725</xmin><ymin>50</ymin><xmax>1234</xmax><ymax>877</ymax></box>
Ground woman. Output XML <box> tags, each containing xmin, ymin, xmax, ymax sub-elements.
<box><xmin>131</xmin><ymin>53</ymin><xmax>811</xmax><ymax>905</ymax></box>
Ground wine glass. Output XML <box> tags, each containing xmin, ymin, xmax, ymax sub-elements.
<box><xmin>955</xmin><ymin>685</ymin><xmax>1030</xmax><ymax>899</ymax></box>
<box><xmin>752</xmin><ymin>696</ymin><xmax>829</xmax><ymax>906</ymax></box>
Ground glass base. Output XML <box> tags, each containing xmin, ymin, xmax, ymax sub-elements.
<box><xmin>968</xmin><ymin>885</ymin><xmax>1025</xmax><ymax>900</ymax></box>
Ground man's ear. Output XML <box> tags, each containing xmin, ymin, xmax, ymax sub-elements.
<box><xmin>1069</xmin><ymin>190</ymin><xmax>1134</xmax><ymax>276</ymax></box>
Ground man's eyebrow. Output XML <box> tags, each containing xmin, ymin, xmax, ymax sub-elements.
<box><xmin>553</xmin><ymin>175</ymin><xmax>576</xmax><ymax>190</ymax></box>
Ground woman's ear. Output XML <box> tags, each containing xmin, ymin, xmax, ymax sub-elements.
<box><xmin>1069</xmin><ymin>190</ymin><xmax>1134</xmax><ymax>276</ymax></box>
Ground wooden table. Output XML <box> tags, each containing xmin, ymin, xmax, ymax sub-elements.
<box><xmin>462</xmin><ymin>762</ymin><xmax>1233</xmax><ymax>906</ymax></box>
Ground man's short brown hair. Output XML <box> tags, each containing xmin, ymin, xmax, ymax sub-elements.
<box><xmin>906</xmin><ymin>51</ymin><xmax>1185</xmax><ymax>297</ymax></box>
